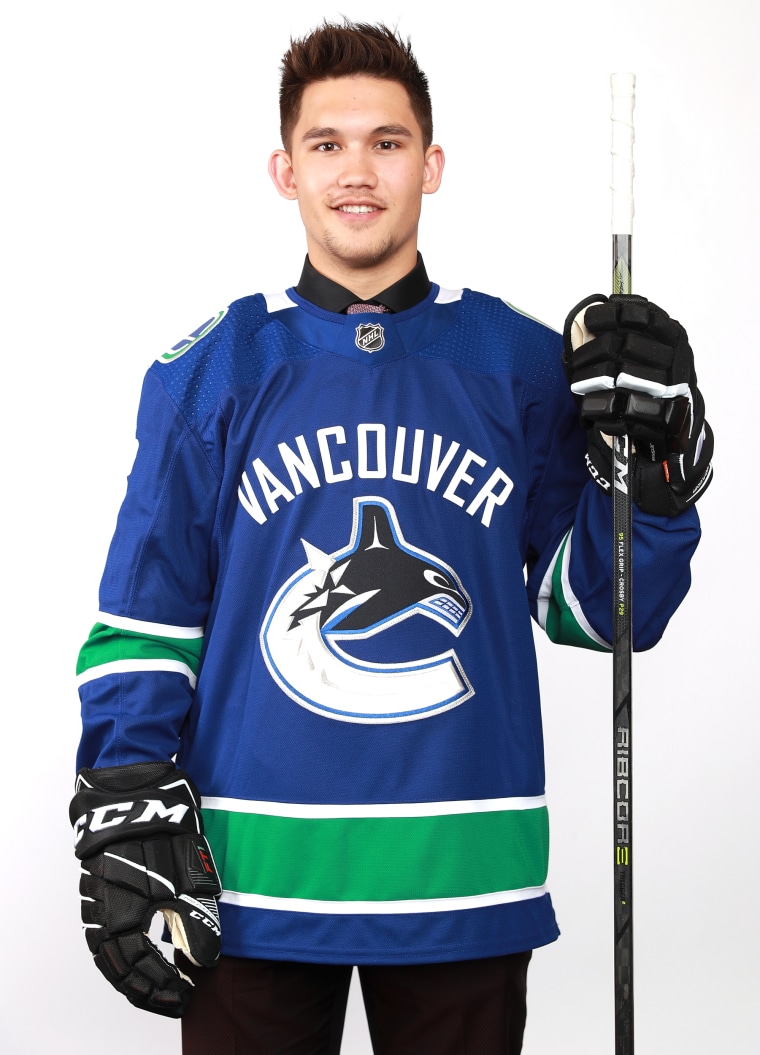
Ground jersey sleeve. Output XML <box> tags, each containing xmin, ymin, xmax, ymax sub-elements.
<box><xmin>75</xmin><ymin>367</ymin><xmax>222</xmax><ymax>770</ymax></box>
<box><xmin>521</xmin><ymin>328</ymin><xmax>700</xmax><ymax>652</ymax></box>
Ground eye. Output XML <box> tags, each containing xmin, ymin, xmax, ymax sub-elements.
<box><xmin>424</xmin><ymin>569</ymin><xmax>451</xmax><ymax>591</ymax></box>
<box><xmin>376</xmin><ymin>140</ymin><xmax>398</xmax><ymax>151</ymax></box>
<box><xmin>315</xmin><ymin>142</ymin><xmax>340</xmax><ymax>152</ymax></box>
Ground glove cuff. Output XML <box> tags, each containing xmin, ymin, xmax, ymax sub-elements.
<box><xmin>71</xmin><ymin>761</ymin><xmax>204</xmax><ymax>860</ymax></box>
<box><xmin>585</xmin><ymin>423</ymin><xmax>714</xmax><ymax>516</ymax></box>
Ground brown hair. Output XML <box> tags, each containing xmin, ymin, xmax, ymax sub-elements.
<box><xmin>279</xmin><ymin>19</ymin><xmax>433</xmax><ymax>152</ymax></box>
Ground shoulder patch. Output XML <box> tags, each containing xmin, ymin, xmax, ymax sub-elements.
<box><xmin>264</xmin><ymin>290</ymin><xmax>298</xmax><ymax>314</ymax></box>
<box><xmin>158</xmin><ymin>307</ymin><xmax>228</xmax><ymax>364</ymax></box>
<box><xmin>434</xmin><ymin>287</ymin><xmax>463</xmax><ymax>304</ymax></box>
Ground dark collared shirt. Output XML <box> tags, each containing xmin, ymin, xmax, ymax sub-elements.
<box><xmin>295</xmin><ymin>254</ymin><xmax>431</xmax><ymax>314</ymax></box>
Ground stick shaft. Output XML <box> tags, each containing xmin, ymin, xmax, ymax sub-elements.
<box><xmin>612</xmin><ymin>425</ymin><xmax>634</xmax><ymax>1055</ymax></box>
<box><xmin>610</xmin><ymin>72</ymin><xmax>635</xmax><ymax>1055</ymax></box>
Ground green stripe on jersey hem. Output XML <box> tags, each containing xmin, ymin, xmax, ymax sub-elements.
<box><xmin>202</xmin><ymin>804</ymin><xmax>549</xmax><ymax>904</ymax></box>
<box><xmin>76</xmin><ymin>622</ymin><xmax>203</xmax><ymax>676</ymax></box>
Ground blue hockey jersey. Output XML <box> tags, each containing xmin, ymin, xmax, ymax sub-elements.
<box><xmin>76</xmin><ymin>284</ymin><xmax>700</xmax><ymax>964</ymax></box>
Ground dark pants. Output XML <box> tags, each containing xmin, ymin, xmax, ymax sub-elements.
<box><xmin>179</xmin><ymin>951</ymin><xmax>532</xmax><ymax>1055</ymax></box>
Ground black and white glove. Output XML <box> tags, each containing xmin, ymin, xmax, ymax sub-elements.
<box><xmin>562</xmin><ymin>293</ymin><xmax>713</xmax><ymax>516</ymax></box>
<box><xmin>70</xmin><ymin>761</ymin><xmax>222</xmax><ymax>1018</ymax></box>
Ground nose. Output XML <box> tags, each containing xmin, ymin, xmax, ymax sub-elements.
<box><xmin>336</xmin><ymin>146</ymin><xmax>378</xmax><ymax>189</ymax></box>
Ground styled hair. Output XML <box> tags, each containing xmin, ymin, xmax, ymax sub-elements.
<box><xmin>279</xmin><ymin>20</ymin><xmax>433</xmax><ymax>152</ymax></box>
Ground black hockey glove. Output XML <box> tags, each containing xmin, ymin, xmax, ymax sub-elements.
<box><xmin>70</xmin><ymin>761</ymin><xmax>222</xmax><ymax>1018</ymax></box>
<box><xmin>562</xmin><ymin>293</ymin><xmax>713</xmax><ymax>516</ymax></box>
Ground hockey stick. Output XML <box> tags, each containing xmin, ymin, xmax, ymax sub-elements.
<box><xmin>610</xmin><ymin>71</ymin><xmax>635</xmax><ymax>1055</ymax></box>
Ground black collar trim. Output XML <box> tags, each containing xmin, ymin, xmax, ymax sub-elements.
<box><xmin>295</xmin><ymin>254</ymin><xmax>431</xmax><ymax>314</ymax></box>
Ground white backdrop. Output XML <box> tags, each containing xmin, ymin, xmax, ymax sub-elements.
<box><xmin>3</xmin><ymin>1</ymin><xmax>756</xmax><ymax>1052</ymax></box>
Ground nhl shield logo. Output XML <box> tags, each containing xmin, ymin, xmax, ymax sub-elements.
<box><xmin>354</xmin><ymin>322</ymin><xmax>386</xmax><ymax>353</ymax></box>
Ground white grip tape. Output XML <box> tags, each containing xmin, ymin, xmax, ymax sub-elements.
<box><xmin>611</xmin><ymin>72</ymin><xmax>635</xmax><ymax>235</ymax></box>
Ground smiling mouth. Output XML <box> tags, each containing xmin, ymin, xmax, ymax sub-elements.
<box><xmin>336</xmin><ymin>205</ymin><xmax>382</xmax><ymax>214</ymax></box>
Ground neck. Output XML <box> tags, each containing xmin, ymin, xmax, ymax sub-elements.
<box><xmin>305</xmin><ymin>243</ymin><xmax>419</xmax><ymax>301</ymax></box>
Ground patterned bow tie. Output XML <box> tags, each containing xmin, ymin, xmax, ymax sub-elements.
<box><xmin>346</xmin><ymin>302</ymin><xmax>389</xmax><ymax>314</ymax></box>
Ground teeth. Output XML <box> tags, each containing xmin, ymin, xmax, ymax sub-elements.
<box><xmin>339</xmin><ymin>205</ymin><xmax>378</xmax><ymax>213</ymax></box>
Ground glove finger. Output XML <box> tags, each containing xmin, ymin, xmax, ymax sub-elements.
<box><xmin>622</xmin><ymin>393</ymin><xmax>689</xmax><ymax>462</ymax></box>
<box><xmin>579</xmin><ymin>391</ymin><xmax>628</xmax><ymax>433</ymax></box>
<box><xmin>586</xmin><ymin>294</ymin><xmax>663</xmax><ymax>335</ymax></box>
<box><xmin>614</xmin><ymin>296</ymin><xmax>651</xmax><ymax>329</ymax></box>
<box><xmin>671</xmin><ymin>337</ymin><xmax>697</xmax><ymax>388</ymax></box>
<box><xmin>634</xmin><ymin>300</ymin><xmax>684</xmax><ymax>345</ymax></box>
<box><xmin>91</xmin><ymin>842</ymin><xmax>173</xmax><ymax>939</ymax></box>
<box><xmin>79</xmin><ymin>861</ymin><xmax>152</xmax><ymax>949</ymax></box>
<box><xmin>81</xmin><ymin>856</ymin><xmax>193</xmax><ymax>1017</ymax></box>
<box><xmin>583</xmin><ymin>301</ymin><xmax>624</xmax><ymax>333</ymax></box>
<box><xmin>567</xmin><ymin>334</ymin><xmax>621</xmax><ymax>395</ymax></box>
<box><xmin>94</xmin><ymin>929</ymin><xmax>193</xmax><ymax>1018</ymax></box>
<box><xmin>621</xmin><ymin>332</ymin><xmax>673</xmax><ymax>372</ymax></box>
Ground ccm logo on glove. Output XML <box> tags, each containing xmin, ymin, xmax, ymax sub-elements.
<box><xmin>73</xmin><ymin>798</ymin><xmax>190</xmax><ymax>842</ymax></box>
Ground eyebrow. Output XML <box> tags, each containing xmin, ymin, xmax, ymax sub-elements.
<box><xmin>300</xmin><ymin>124</ymin><xmax>414</xmax><ymax>142</ymax></box>
<box><xmin>372</xmin><ymin>125</ymin><xmax>414</xmax><ymax>138</ymax></box>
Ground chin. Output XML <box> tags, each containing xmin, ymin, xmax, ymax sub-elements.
<box><xmin>321</xmin><ymin>231</ymin><xmax>399</xmax><ymax>271</ymax></box>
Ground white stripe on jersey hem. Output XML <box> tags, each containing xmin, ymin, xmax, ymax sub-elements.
<box><xmin>264</xmin><ymin>291</ymin><xmax>298</xmax><ymax>313</ymax></box>
<box><xmin>96</xmin><ymin>611</ymin><xmax>204</xmax><ymax>638</ymax></box>
<box><xmin>76</xmin><ymin>658</ymin><xmax>197</xmax><ymax>689</ymax></box>
<box><xmin>219</xmin><ymin>885</ymin><xmax>546</xmax><ymax>914</ymax></box>
<box><xmin>434</xmin><ymin>287</ymin><xmax>463</xmax><ymax>304</ymax></box>
<box><xmin>202</xmin><ymin>795</ymin><xmax>546</xmax><ymax>819</ymax></box>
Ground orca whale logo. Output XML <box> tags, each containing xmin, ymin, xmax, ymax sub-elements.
<box><xmin>260</xmin><ymin>497</ymin><xmax>473</xmax><ymax>723</ymax></box>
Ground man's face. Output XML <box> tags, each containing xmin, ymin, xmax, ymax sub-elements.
<box><xmin>269</xmin><ymin>76</ymin><xmax>443</xmax><ymax>287</ymax></box>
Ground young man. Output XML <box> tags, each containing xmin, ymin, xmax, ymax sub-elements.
<box><xmin>70</xmin><ymin>20</ymin><xmax>712</xmax><ymax>1054</ymax></box>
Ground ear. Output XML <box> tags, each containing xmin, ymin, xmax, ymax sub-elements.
<box><xmin>422</xmin><ymin>144</ymin><xmax>445</xmax><ymax>196</ymax></box>
<box><xmin>269</xmin><ymin>149</ymin><xmax>298</xmax><ymax>200</ymax></box>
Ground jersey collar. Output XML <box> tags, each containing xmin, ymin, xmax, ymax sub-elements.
<box><xmin>295</xmin><ymin>254</ymin><xmax>431</xmax><ymax>314</ymax></box>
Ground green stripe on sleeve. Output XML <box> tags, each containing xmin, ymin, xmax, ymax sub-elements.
<box><xmin>542</xmin><ymin>536</ymin><xmax>610</xmax><ymax>652</ymax></box>
<box><xmin>202</xmin><ymin>805</ymin><xmax>549</xmax><ymax>904</ymax></box>
<box><xmin>76</xmin><ymin>623</ymin><xmax>203</xmax><ymax>676</ymax></box>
